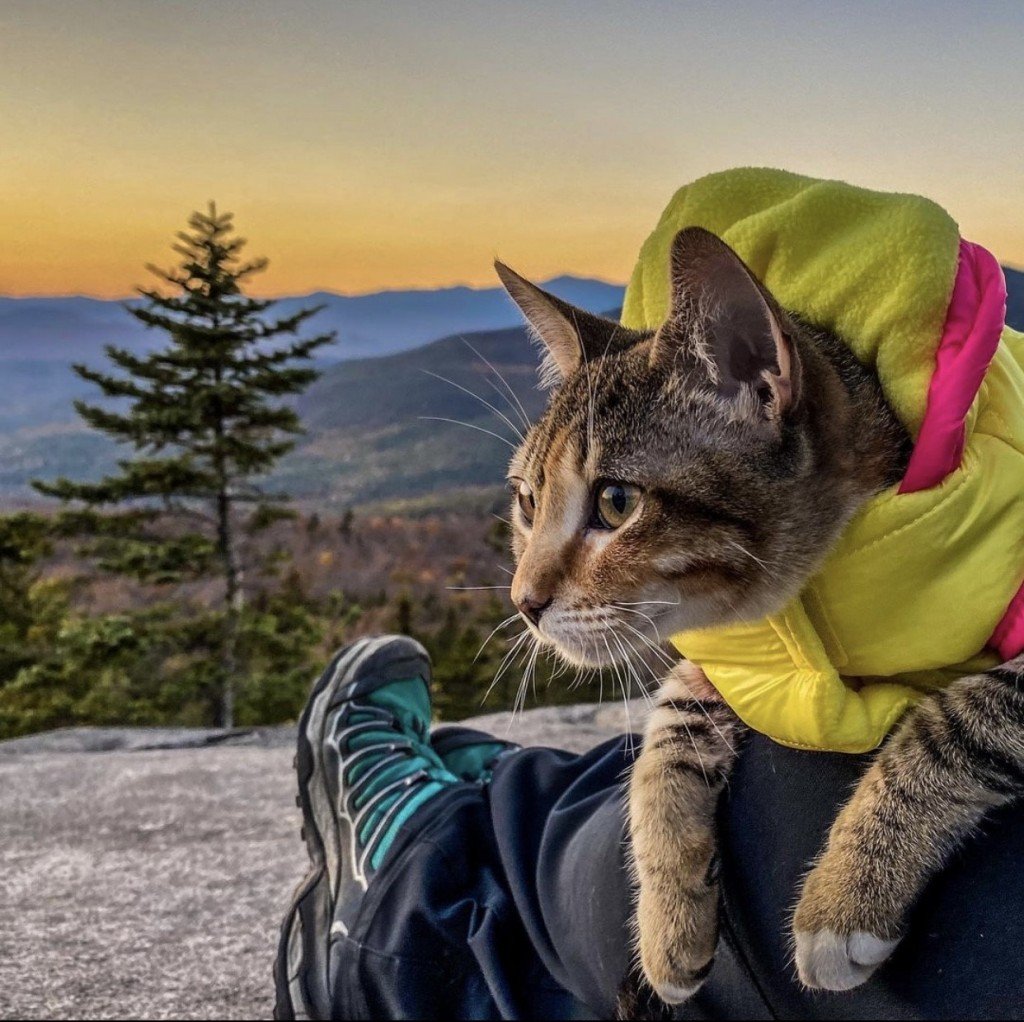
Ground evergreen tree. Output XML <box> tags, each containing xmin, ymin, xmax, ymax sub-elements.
<box><xmin>35</xmin><ymin>203</ymin><xmax>333</xmax><ymax>726</ymax></box>
<box><xmin>0</xmin><ymin>513</ymin><xmax>65</xmax><ymax>686</ymax></box>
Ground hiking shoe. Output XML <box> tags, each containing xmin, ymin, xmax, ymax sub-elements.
<box><xmin>274</xmin><ymin>635</ymin><xmax>460</xmax><ymax>1020</ymax></box>
<box><xmin>431</xmin><ymin>725</ymin><xmax>521</xmax><ymax>783</ymax></box>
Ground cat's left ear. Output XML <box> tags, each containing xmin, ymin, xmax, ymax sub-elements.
<box><xmin>651</xmin><ymin>227</ymin><xmax>799</xmax><ymax>421</ymax></box>
<box><xmin>495</xmin><ymin>261</ymin><xmax>640</xmax><ymax>389</ymax></box>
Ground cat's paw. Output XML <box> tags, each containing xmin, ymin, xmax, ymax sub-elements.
<box><xmin>637</xmin><ymin>884</ymin><xmax>717</xmax><ymax>1004</ymax></box>
<box><xmin>794</xmin><ymin>928</ymin><xmax>898</xmax><ymax>991</ymax></box>
<box><xmin>793</xmin><ymin>861</ymin><xmax>901</xmax><ymax>991</ymax></box>
<box><xmin>614</xmin><ymin>964</ymin><xmax>675</xmax><ymax>1021</ymax></box>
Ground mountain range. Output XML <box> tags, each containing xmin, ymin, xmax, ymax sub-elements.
<box><xmin>1</xmin><ymin>268</ymin><xmax>1021</xmax><ymax>507</ymax></box>
<box><xmin>0</xmin><ymin>276</ymin><xmax>623</xmax><ymax>437</ymax></box>
<box><xmin>0</xmin><ymin>276</ymin><xmax>623</xmax><ymax>502</ymax></box>
<box><xmin>0</xmin><ymin>276</ymin><xmax>625</xmax><ymax>365</ymax></box>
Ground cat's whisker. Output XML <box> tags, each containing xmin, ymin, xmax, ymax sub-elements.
<box><xmin>446</xmin><ymin>584</ymin><xmax>512</xmax><ymax>591</ymax></box>
<box><xmin>617</xmin><ymin>622</ymin><xmax>738</xmax><ymax>756</ymax></box>
<box><xmin>420</xmin><ymin>369</ymin><xmax>526</xmax><ymax>443</ymax></box>
<box><xmin>723</xmin><ymin>536</ymin><xmax>775</xmax><ymax>574</ymax></box>
<box><xmin>482</xmin><ymin>374</ymin><xmax>530</xmax><ymax>434</ymax></box>
<box><xmin>504</xmin><ymin>635</ymin><xmax>536</xmax><ymax>734</ymax></box>
<box><xmin>620</xmin><ymin>629</ymin><xmax>677</xmax><ymax>677</ymax></box>
<box><xmin>527</xmin><ymin>638</ymin><xmax>541</xmax><ymax>704</ymax></box>
<box><xmin>594</xmin><ymin>323</ymin><xmax>621</xmax><ymax>385</ymax></box>
<box><xmin>690</xmin><ymin>696</ymin><xmax>738</xmax><ymax>756</ymax></box>
<box><xmin>611</xmin><ymin>604</ymin><xmax>667</xmax><ymax>644</ymax></box>
<box><xmin>610</xmin><ymin>629</ymin><xmax>659</xmax><ymax>708</ymax></box>
<box><xmin>606</xmin><ymin>631</ymin><xmax>638</xmax><ymax>758</ymax></box>
<box><xmin>459</xmin><ymin>336</ymin><xmax>534</xmax><ymax>433</ymax></box>
<box><xmin>567</xmin><ymin>661</ymin><xmax>591</xmax><ymax>692</ymax></box>
<box><xmin>418</xmin><ymin>416</ymin><xmax>518</xmax><ymax>450</ymax></box>
<box><xmin>520</xmin><ymin>637</ymin><xmax>538</xmax><ymax>705</ymax></box>
<box><xmin>473</xmin><ymin>613</ymin><xmax>521</xmax><ymax>663</ymax></box>
<box><xmin>482</xmin><ymin>628</ymin><xmax>532</xmax><ymax>706</ymax></box>
<box><xmin>602</xmin><ymin>633</ymin><xmax>622</xmax><ymax>691</ymax></box>
<box><xmin>634</xmin><ymin>656</ymin><xmax>710</xmax><ymax>785</ymax></box>
<box><xmin>610</xmin><ymin>630</ymin><xmax>716</xmax><ymax>782</ymax></box>
<box><xmin>583</xmin><ymin>320</ymin><xmax>621</xmax><ymax>457</ymax></box>
<box><xmin>510</xmin><ymin>635</ymin><xmax>541</xmax><ymax>728</ymax></box>
<box><xmin>575</xmin><ymin>313</ymin><xmax>598</xmax><ymax>458</ymax></box>
<box><xmin>550</xmin><ymin>652</ymin><xmax>570</xmax><ymax>682</ymax></box>
<box><xmin>614</xmin><ymin>598</ymin><xmax>681</xmax><ymax>608</ymax></box>
<box><xmin>618</xmin><ymin>641</ymin><xmax>658</xmax><ymax>767</ymax></box>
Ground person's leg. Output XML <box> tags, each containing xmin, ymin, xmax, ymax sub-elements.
<box><xmin>485</xmin><ymin>736</ymin><xmax>639</xmax><ymax>1016</ymax></box>
<box><xmin>693</xmin><ymin>736</ymin><xmax>1024</xmax><ymax>1021</ymax></box>
<box><xmin>275</xmin><ymin>636</ymin><xmax>632</xmax><ymax>1020</ymax></box>
<box><xmin>279</xmin><ymin>638</ymin><xmax>1024</xmax><ymax>1020</ymax></box>
<box><xmin>274</xmin><ymin>635</ymin><xmax>483</xmax><ymax>1019</ymax></box>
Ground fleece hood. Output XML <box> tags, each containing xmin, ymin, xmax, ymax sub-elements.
<box><xmin>621</xmin><ymin>168</ymin><xmax>1024</xmax><ymax>753</ymax></box>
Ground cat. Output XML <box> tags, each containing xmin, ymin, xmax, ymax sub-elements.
<box><xmin>495</xmin><ymin>226</ymin><xmax>1024</xmax><ymax>1008</ymax></box>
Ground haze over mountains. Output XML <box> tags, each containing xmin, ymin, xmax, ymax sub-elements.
<box><xmin>0</xmin><ymin>276</ymin><xmax>624</xmax><ymax>364</ymax></box>
<box><xmin>0</xmin><ymin>275</ymin><xmax>622</xmax><ymax>435</ymax></box>
<box><xmin>0</xmin><ymin>276</ymin><xmax>623</xmax><ymax>503</ymax></box>
<box><xmin>1</xmin><ymin>268</ymin><xmax>1022</xmax><ymax>507</ymax></box>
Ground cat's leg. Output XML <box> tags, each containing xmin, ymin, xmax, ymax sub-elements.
<box><xmin>628</xmin><ymin>661</ymin><xmax>742</xmax><ymax>1005</ymax></box>
<box><xmin>794</xmin><ymin>656</ymin><xmax>1024</xmax><ymax>991</ymax></box>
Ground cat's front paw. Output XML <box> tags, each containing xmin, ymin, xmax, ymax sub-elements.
<box><xmin>794</xmin><ymin>928</ymin><xmax>899</xmax><ymax>991</ymax></box>
<box><xmin>793</xmin><ymin>860</ymin><xmax>901</xmax><ymax>991</ymax></box>
<box><xmin>636</xmin><ymin>881</ymin><xmax>718</xmax><ymax>1004</ymax></box>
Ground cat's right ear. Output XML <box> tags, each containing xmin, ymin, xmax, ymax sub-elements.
<box><xmin>495</xmin><ymin>261</ymin><xmax>636</xmax><ymax>389</ymax></box>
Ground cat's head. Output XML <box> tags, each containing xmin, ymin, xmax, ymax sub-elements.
<box><xmin>497</xmin><ymin>227</ymin><xmax>880</xmax><ymax>668</ymax></box>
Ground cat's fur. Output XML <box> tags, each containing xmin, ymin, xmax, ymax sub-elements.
<box><xmin>496</xmin><ymin>228</ymin><xmax>1024</xmax><ymax>1010</ymax></box>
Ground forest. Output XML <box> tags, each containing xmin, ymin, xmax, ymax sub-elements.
<box><xmin>0</xmin><ymin>206</ymin><xmax>594</xmax><ymax>738</ymax></box>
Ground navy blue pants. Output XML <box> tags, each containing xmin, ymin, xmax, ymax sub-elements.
<box><xmin>331</xmin><ymin>733</ymin><xmax>1024</xmax><ymax>1019</ymax></box>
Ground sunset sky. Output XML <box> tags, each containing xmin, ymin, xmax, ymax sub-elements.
<box><xmin>2</xmin><ymin>0</ymin><xmax>1023</xmax><ymax>298</ymax></box>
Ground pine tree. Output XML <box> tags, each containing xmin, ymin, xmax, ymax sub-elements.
<box><xmin>0</xmin><ymin>513</ymin><xmax>63</xmax><ymax>685</ymax></box>
<box><xmin>35</xmin><ymin>203</ymin><xmax>333</xmax><ymax>726</ymax></box>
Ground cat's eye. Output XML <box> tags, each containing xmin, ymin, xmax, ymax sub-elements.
<box><xmin>513</xmin><ymin>479</ymin><xmax>536</xmax><ymax>525</ymax></box>
<box><xmin>594</xmin><ymin>482</ymin><xmax>641</xmax><ymax>530</ymax></box>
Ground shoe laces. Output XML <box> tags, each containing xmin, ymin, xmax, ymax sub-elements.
<box><xmin>335</xmin><ymin>705</ymin><xmax>436</xmax><ymax>835</ymax></box>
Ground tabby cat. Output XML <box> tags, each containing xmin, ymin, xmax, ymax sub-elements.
<box><xmin>495</xmin><ymin>227</ymin><xmax>1024</xmax><ymax>1006</ymax></box>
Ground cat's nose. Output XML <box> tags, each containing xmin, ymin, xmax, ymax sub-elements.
<box><xmin>516</xmin><ymin>594</ymin><xmax>553</xmax><ymax>626</ymax></box>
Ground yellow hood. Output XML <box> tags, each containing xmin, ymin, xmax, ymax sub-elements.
<box><xmin>621</xmin><ymin>168</ymin><xmax>1024</xmax><ymax>753</ymax></box>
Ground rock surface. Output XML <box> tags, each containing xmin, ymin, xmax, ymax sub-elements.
<box><xmin>0</xmin><ymin>701</ymin><xmax>642</xmax><ymax>1020</ymax></box>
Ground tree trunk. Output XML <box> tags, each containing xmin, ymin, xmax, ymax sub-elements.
<box><xmin>211</xmin><ymin>345</ymin><xmax>242</xmax><ymax>730</ymax></box>
<box><xmin>216</xmin><ymin>486</ymin><xmax>244</xmax><ymax>729</ymax></box>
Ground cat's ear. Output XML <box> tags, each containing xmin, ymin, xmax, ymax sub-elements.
<box><xmin>495</xmin><ymin>261</ymin><xmax>634</xmax><ymax>389</ymax></box>
<box><xmin>651</xmin><ymin>227</ymin><xmax>799</xmax><ymax>420</ymax></box>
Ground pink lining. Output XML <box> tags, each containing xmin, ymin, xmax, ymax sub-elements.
<box><xmin>899</xmin><ymin>240</ymin><xmax>1006</xmax><ymax>494</ymax></box>
<box><xmin>992</xmin><ymin>587</ymin><xmax>1024</xmax><ymax>661</ymax></box>
<box><xmin>892</xmin><ymin>238</ymin><xmax>1022</xmax><ymax>660</ymax></box>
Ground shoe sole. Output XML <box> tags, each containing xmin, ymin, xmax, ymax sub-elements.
<box><xmin>273</xmin><ymin>636</ymin><xmax>431</xmax><ymax>1021</ymax></box>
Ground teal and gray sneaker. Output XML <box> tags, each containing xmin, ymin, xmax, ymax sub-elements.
<box><xmin>274</xmin><ymin>635</ymin><xmax>462</xmax><ymax>1021</ymax></box>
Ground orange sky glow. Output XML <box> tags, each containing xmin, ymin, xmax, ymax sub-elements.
<box><xmin>2</xmin><ymin>1</ymin><xmax>1022</xmax><ymax>298</ymax></box>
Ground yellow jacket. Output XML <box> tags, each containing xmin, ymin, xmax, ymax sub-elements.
<box><xmin>621</xmin><ymin>169</ymin><xmax>1024</xmax><ymax>753</ymax></box>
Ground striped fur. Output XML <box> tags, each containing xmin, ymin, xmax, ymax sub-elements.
<box><xmin>495</xmin><ymin>232</ymin><xmax>1020</xmax><ymax>1008</ymax></box>
<box><xmin>627</xmin><ymin>663</ymin><xmax>740</xmax><ymax>1005</ymax></box>
<box><xmin>794</xmin><ymin>654</ymin><xmax>1024</xmax><ymax>989</ymax></box>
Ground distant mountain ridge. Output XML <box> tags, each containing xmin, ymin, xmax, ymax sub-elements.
<box><xmin>0</xmin><ymin>275</ymin><xmax>626</xmax><ymax>364</ymax></box>
<box><xmin>0</xmin><ymin>267</ymin><xmax>1021</xmax><ymax>506</ymax></box>
<box><xmin>0</xmin><ymin>276</ymin><xmax>625</xmax><ymax>501</ymax></box>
